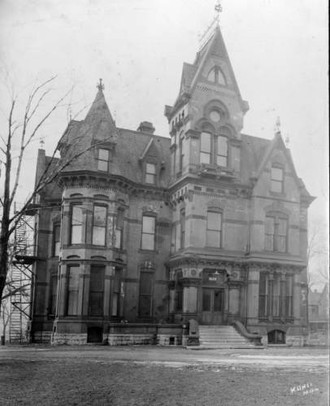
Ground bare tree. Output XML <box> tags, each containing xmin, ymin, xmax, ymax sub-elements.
<box><xmin>0</xmin><ymin>77</ymin><xmax>97</xmax><ymax>311</ymax></box>
<box><xmin>307</xmin><ymin>220</ymin><xmax>329</xmax><ymax>290</ymax></box>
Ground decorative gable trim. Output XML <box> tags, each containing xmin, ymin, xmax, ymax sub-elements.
<box><xmin>139</xmin><ymin>138</ymin><xmax>155</xmax><ymax>161</ymax></box>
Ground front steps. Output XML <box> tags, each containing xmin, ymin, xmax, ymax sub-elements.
<box><xmin>196</xmin><ymin>325</ymin><xmax>260</xmax><ymax>349</ymax></box>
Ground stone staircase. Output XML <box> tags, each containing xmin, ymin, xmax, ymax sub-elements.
<box><xmin>197</xmin><ymin>325</ymin><xmax>259</xmax><ymax>349</ymax></box>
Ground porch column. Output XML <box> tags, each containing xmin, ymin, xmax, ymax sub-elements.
<box><xmin>246</xmin><ymin>268</ymin><xmax>260</xmax><ymax>325</ymax></box>
<box><xmin>182</xmin><ymin>278</ymin><xmax>200</xmax><ymax>317</ymax></box>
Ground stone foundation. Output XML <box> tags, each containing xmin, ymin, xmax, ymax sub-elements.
<box><xmin>158</xmin><ymin>334</ymin><xmax>182</xmax><ymax>346</ymax></box>
<box><xmin>32</xmin><ymin>330</ymin><xmax>52</xmax><ymax>344</ymax></box>
<box><xmin>286</xmin><ymin>335</ymin><xmax>304</xmax><ymax>347</ymax></box>
<box><xmin>107</xmin><ymin>334</ymin><xmax>154</xmax><ymax>346</ymax></box>
<box><xmin>50</xmin><ymin>323</ymin><xmax>184</xmax><ymax>346</ymax></box>
<box><xmin>52</xmin><ymin>333</ymin><xmax>87</xmax><ymax>345</ymax></box>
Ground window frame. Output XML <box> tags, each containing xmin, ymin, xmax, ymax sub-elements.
<box><xmin>97</xmin><ymin>148</ymin><xmax>110</xmax><ymax>172</ymax></box>
<box><xmin>52</xmin><ymin>223</ymin><xmax>61</xmax><ymax>257</ymax></box>
<box><xmin>180</xmin><ymin>209</ymin><xmax>185</xmax><ymax>249</ymax></box>
<box><xmin>92</xmin><ymin>204</ymin><xmax>107</xmax><ymax>246</ymax></box>
<box><xmin>178</xmin><ymin>133</ymin><xmax>184</xmax><ymax>173</ymax></box>
<box><xmin>199</xmin><ymin>131</ymin><xmax>229</xmax><ymax>168</ymax></box>
<box><xmin>66</xmin><ymin>265</ymin><xmax>80</xmax><ymax>316</ymax></box>
<box><xmin>216</xmin><ymin>135</ymin><xmax>228</xmax><ymax>167</ymax></box>
<box><xmin>270</xmin><ymin>165</ymin><xmax>284</xmax><ymax>193</ymax></box>
<box><xmin>207</xmin><ymin>66</ymin><xmax>226</xmax><ymax>86</ymax></box>
<box><xmin>200</xmin><ymin>132</ymin><xmax>212</xmax><ymax>164</ymax></box>
<box><xmin>138</xmin><ymin>269</ymin><xmax>154</xmax><ymax>317</ymax></box>
<box><xmin>206</xmin><ymin>210</ymin><xmax>222</xmax><ymax>248</ymax></box>
<box><xmin>145</xmin><ymin>162</ymin><xmax>157</xmax><ymax>185</ymax></box>
<box><xmin>265</xmin><ymin>213</ymin><xmax>288</xmax><ymax>253</ymax></box>
<box><xmin>70</xmin><ymin>204</ymin><xmax>84</xmax><ymax>245</ymax></box>
<box><xmin>88</xmin><ymin>265</ymin><xmax>105</xmax><ymax>317</ymax></box>
<box><xmin>111</xmin><ymin>268</ymin><xmax>122</xmax><ymax>317</ymax></box>
<box><xmin>141</xmin><ymin>214</ymin><xmax>156</xmax><ymax>251</ymax></box>
<box><xmin>114</xmin><ymin>208</ymin><xmax>124</xmax><ymax>249</ymax></box>
<box><xmin>49</xmin><ymin>273</ymin><xmax>58</xmax><ymax>316</ymax></box>
<box><xmin>258</xmin><ymin>272</ymin><xmax>294</xmax><ymax>319</ymax></box>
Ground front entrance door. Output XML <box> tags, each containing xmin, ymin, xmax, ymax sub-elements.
<box><xmin>202</xmin><ymin>288</ymin><xmax>224</xmax><ymax>324</ymax></box>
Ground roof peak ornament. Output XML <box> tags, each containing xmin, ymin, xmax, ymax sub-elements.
<box><xmin>215</xmin><ymin>0</ymin><xmax>223</xmax><ymax>25</ymax></box>
<box><xmin>274</xmin><ymin>116</ymin><xmax>281</xmax><ymax>135</ymax></box>
<box><xmin>97</xmin><ymin>78</ymin><xmax>104</xmax><ymax>91</ymax></box>
<box><xmin>198</xmin><ymin>0</ymin><xmax>223</xmax><ymax>50</ymax></box>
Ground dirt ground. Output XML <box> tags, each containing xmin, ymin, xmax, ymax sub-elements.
<box><xmin>0</xmin><ymin>345</ymin><xmax>328</xmax><ymax>406</ymax></box>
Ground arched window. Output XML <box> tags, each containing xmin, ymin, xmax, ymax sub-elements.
<box><xmin>199</xmin><ymin>130</ymin><xmax>229</xmax><ymax>168</ymax></box>
<box><xmin>200</xmin><ymin>132</ymin><xmax>212</xmax><ymax>164</ymax></box>
<box><xmin>207</xmin><ymin>66</ymin><xmax>226</xmax><ymax>85</ymax></box>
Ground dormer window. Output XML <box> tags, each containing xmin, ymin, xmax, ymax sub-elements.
<box><xmin>207</xmin><ymin>66</ymin><xmax>226</xmax><ymax>86</ymax></box>
<box><xmin>271</xmin><ymin>166</ymin><xmax>284</xmax><ymax>193</ymax></box>
<box><xmin>97</xmin><ymin>148</ymin><xmax>110</xmax><ymax>171</ymax></box>
<box><xmin>145</xmin><ymin>163</ymin><xmax>156</xmax><ymax>184</ymax></box>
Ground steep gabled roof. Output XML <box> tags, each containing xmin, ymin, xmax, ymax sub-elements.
<box><xmin>190</xmin><ymin>25</ymin><xmax>242</xmax><ymax>99</ymax></box>
<box><xmin>172</xmin><ymin>25</ymin><xmax>245</xmax><ymax>114</ymax></box>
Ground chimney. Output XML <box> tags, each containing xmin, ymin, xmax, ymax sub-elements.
<box><xmin>137</xmin><ymin>121</ymin><xmax>155</xmax><ymax>134</ymax></box>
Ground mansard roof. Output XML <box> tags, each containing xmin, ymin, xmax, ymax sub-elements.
<box><xmin>112</xmin><ymin>129</ymin><xmax>171</xmax><ymax>187</ymax></box>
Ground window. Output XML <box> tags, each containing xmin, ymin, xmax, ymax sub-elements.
<box><xmin>265</xmin><ymin>215</ymin><xmax>288</xmax><ymax>252</ymax></box>
<box><xmin>259</xmin><ymin>273</ymin><xmax>293</xmax><ymax>318</ymax></box>
<box><xmin>97</xmin><ymin>148</ymin><xmax>110</xmax><ymax>171</ymax></box>
<box><xmin>49</xmin><ymin>274</ymin><xmax>58</xmax><ymax>315</ymax></box>
<box><xmin>92</xmin><ymin>205</ymin><xmax>107</xmax><ymax>245</ymax></box>
<box><xmin>88</xmin><ymin>266</ymin><xmax>104</xmax><ymax>316</ymax></box>
<box><xmin>53</xmin><ymin>224</ymin><xmax>61</xmax><ymax>256</ymax></box>
<box><xmin>217</xmin><ymin>135</ymin><xmax>228</xmax><ymax>167</ymax></box>
<box><xmin>111</xmin><ymin>268</ymin><xmax>121</xmax><ymax>316</ymax></box>
<box><xmin>70</xmin><ymin>205</ymin><xmax>83</xmax><ymax>244</ymax></box>
<box><xmin>180</xmin><ymin>209</ymin><xmax>185</xmax><ymax>249</ymax></box>
<box><xmin>200</xmin><ymin>132</ymin><xmax>211</xmax><ymax>164</ymax></box>
<box><xmin>179</xmin><ymin>134</ymin><xmax>184</xmax><ymax>173</ymax></box>
<box><xmin>207</xmin><ymin>66</ymin><xmax>226</xmax><ymax>85</ymax></box>
<box><xmin>285</xmin><ymin>275</ymin><xmax>293</xmax><ymax>317</ymax></box>
<box><xmin>271</xmin><ymin>166</ymin><xmax>284</xmax><ymax>193</ymax></box>
<box><xmin>114</xmin><ymin>208</ymin><xmax>124</xmax><ymax>249</ymax></box>
<box><xmin>200</xmin><ymin>131</ymin><xmax>229</xmax><ymax>167</ymax></box>
<box><xmin>139</xmin><ymin>270</ymin><xmax>153</xmax><ymax>317</ymax></box>
<box><xmin>206</xmin><ymin>211</ymin><xmax>222</xmax><ymax>247</ymax></box>
<box><xmin>175</xmin><ymin>271</ymin><xmax>183</xmax><ymax>311</ymax></box>
<box><xmin>146</xmin><ymin>163</ymin><xmax>156</xmax><ymax>184</ymax></box>
<box><xmin>67</xmin><ymin>265</ymin><xmax>79</xmax><ymax>316</ymax></box>
<box><xmin>141</xmin><ymin>215</ymin><xmax>156</xmax><ymax>250</ymax></box>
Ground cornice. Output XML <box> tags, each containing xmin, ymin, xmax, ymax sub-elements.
<box><xmin>58</xmin><ymin>171</ymin><xmax>170</xmax><ymax>201</ymax></box>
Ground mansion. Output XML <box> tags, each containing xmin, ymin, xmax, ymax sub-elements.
<box><xmin>30</xmin><ymin>25</ymin><xmax>314</xmax><ymax>346</ymax></box>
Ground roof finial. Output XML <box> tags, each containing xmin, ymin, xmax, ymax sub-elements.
<box><xmin>215</xmin><ymin>0</ymin><xmax>223</xmax><ymax>25</ymax></box>
<box><xmin>274</xmin><ymin>116</ymin><xmax>281</xmax><ymax>135</ymax></box>
<box><xmin>97</xmin><ymin>78</ymin><xmax>104</xmax><ymax>91</ymax></box>
<box><xmin>199</xmin><ymin>0</ymin><xmax>223</xmax><ymax>49</ymax></box>
<box><xmin>40</xmin><ymin>138</ymin><xmax>45</xmax><ymax>150</ymax></box>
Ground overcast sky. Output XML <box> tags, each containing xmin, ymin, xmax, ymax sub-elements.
<box><xmin>0</xmin><ymin>0</ymin><xmax>328</xmax><ymax>230</ymax></box>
